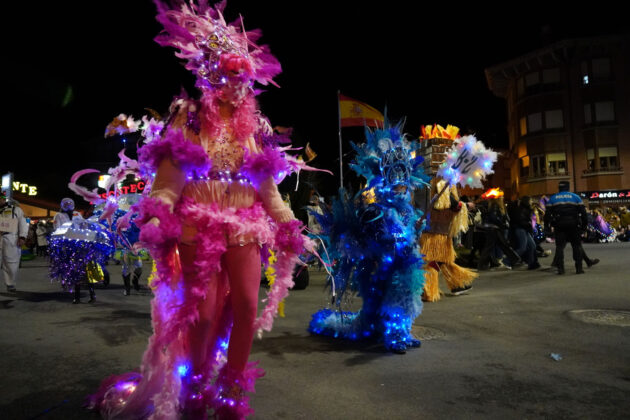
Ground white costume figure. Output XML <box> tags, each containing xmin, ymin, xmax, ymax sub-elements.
<box><xmin>53</xmin><ymin>198</ymin><xmax>77</xmax><ymax>229</ymax></box>
<box><xmin>0</xmin><ymin>192</ymin><xmax>29</xmax><ymax>292</ymax></box>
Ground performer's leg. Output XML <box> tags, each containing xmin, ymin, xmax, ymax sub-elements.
<box><xmin>179</xmin><ymin>242</ymin><xmax>220</xmax><ymax>374</ymax></box>
<box><xmin>224</xmin><ymin>243</ymin><xmax>261</xmax><ymax>373</ymax></box>
<box><xmin>423</xmin><ymin>264</ymin><xmax>441</xmax><ymax>302</ymax></box>
<box><xmin>122</xmin><ymin>252</ymin><xmax>131</xmax><ymax>295</ymax></box>
<box><xmin>442</xmin><ymin>262</ymin><xmax>478</xmax><ymax>291</ymax></box>
<box><xmin>132</xmin><ymin>258</ymin><xmax>142</xmax><ymax>291</ymax></box>
<box><xmin>73</xmin><ymin>283</ymin><xmax>81</xmax><ymax>304</ymax></box>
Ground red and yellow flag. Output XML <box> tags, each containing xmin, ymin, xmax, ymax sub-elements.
<box><xmin>339</xmin><ymin>94</ymin><xmax>384</xmax><ymax>128</ymax></box>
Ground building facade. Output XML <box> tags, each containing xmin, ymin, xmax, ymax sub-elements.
<box><xmin>485</xmin><ymin>35</ymin><xmax>629</xmax><ymax>206</ymax></box>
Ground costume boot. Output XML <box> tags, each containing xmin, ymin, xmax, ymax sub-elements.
<box><xmin>123</xmin><ymin>274</ymin><xmax>131</xmax><ymax>296</ymax></box>
<box><xmin>214</xmin><ymin>363</ymin><xmax>263</xmax><ymax>420</ymax></box>
<box><xmin>73</xmin><ymin>284</ymin><xmax>81</xmax><ymax>304</ymax></box>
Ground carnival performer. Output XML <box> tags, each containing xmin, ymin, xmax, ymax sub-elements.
<box><xmin>53</xmin><ymin>198</ymin><xmax>78</xmax><ymax>229</ymax></box>
<box><xmin>0</xmin><ymin>190</ymin><xmax>28</xmax><ymax>293</ymax></box>
<box><xmin>48</xmin><ymin>213</ymin><xmax>114</xmax><ymax>303</ymax></box>
<box><xmin>421</xmin><ymin>179</ymin><xmax>477</xmax><ymax>301</ymax></box>
<box><xmin>88</xmin><ymin>2</ymin><xmax>317</xmax><ymax>418</ymax></box>
<box><xmin>309</xmin><ymin>121</ymin><xmax>429</xmax><ymax>354</ymax></box>
<box><xmin>419</xmin><ymin>132</ymin><xmax>497</xmax><ymax>302</ymax></box>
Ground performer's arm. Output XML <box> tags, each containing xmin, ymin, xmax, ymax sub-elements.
<box><xmin>258</xmin><ymin>177</ymin><xmax>295</xmax><ymax>223</ymax></box>
<box><xmin>150</xmin><ymin>157</ymin><xmax>186</xmax><ymax>214</ymax></box>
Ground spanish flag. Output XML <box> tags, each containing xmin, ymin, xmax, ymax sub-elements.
<box><xmin>339</xmin><ymin>94</ymin><xmax>384</xmax><ymax>128</ymax></box>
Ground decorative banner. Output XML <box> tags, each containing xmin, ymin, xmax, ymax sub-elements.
<box><xmin>437</xmin><ymin>135</ymin><xmax>498</xmax><ymax>189</ymax></box>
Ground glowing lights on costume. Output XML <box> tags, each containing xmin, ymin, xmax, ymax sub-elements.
<box><xmin>309</xmin><ymin>120</ymin><xmax>428</xmax><ymax>352</ymax></box>
<box><xmin>437</xmin><ymin>135</ymin><xmax>498</xmax><ymax>189</ymax></box>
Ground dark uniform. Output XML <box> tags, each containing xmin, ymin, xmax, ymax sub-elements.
<box><xmin>544</xmin><ymin>185</ymin><xmax>588</xmax><ymax>274</ymax></box>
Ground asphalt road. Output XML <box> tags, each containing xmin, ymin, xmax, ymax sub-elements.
<box><xmin>1</xmin><ymin>242</ymin><xmax>629</xmax><ymax>419</ymax></box>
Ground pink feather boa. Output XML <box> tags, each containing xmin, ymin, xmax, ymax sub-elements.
<box><xmin>254</xmin><ymin>220</ymin><xmax>312</xmax><ymax>335</ymax></box>
<box><xmin>90</xmin><ymin>197</ymin><xmax>309</xmax><ymax>419</ymax></box>
<box><xmin>138</xmin><ymin>128</ymin><xmax>211</xmax><ymax>176</ymax></box>
<box><xmin>200</xmin><ymin>94</ymin><xmax>259</xmax><ymax>144</ymax></box>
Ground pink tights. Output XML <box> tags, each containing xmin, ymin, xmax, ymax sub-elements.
<box><xmin>180</xmin><ymin>242</ymin><xmax>261</xmax><ymax>374</ymax></box>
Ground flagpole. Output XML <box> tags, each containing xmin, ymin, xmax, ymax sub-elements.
<box><xmin>337</xmin><ymin>90</ymin><xmax>343</xmax><ymax>190</ymax></box>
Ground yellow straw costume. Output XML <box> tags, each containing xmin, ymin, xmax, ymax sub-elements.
<box><xmin>420</xmin><ymin>180</ymin><xmax>477</xmax><ymax>302</ymax></box>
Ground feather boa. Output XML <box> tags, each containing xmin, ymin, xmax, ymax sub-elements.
<box><xmin>67</xmin><ymin>169</ymin><xmax>104</xmax><ymax>204</ymax></box>
<box><xmin>90</xmin><ymin>197</ymin><xmax>306</xmax><ymax>418</ymax></box>
<box><xmin>138</xmin><ymin>128</ymin><xmax>211</xmax><ymax>176</ymax></box>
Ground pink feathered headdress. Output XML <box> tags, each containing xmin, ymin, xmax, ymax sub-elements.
<box><xmin>154</xmin><ymin>0</ymin><xmax>281</xmax><ymax>91</ymax></box>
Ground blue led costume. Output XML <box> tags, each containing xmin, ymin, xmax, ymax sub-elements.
<box><xmin>309</xmin><ymin>121</ymin><xmax>430</xmax><ymax>352</ymax></box>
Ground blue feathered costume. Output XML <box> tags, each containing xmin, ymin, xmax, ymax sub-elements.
<box><xmin>309</xmin><ymin>121</ymin><xmax>430</xmax><ymax>352</ymax></box>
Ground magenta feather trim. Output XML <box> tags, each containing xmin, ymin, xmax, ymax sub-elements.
<box><xmin>214</xmin><ymin>362</ymin><xmax>265</xmax><ymax>419</ymax></box>
<box><xmin>90</xmin><ymin>197</ymin><xmax>306</xmax><ymax>418</ymax></box>
<box><xmin>275</xmin><ymin>220</ymin><xmax>307</xmax><ymax>254</ymax></box>
<box><xmin>138</xmin><ymin>128</ymin><xmax>211</xmax><ymax>175</ymax></box>
<box><xmin>67</xmin><ymin>169</ymin><xmax>104</xmax><ymax>204</ymax></box>
<box><xmin>200</xmin><ymin>93</ymin><xmax>259</xmax><ymax>143</ymax></box>
<box><xmin>241</xmin><ymin>146</ymin><xmax>291</xmax><ymax>187</ymax></box>
<box><xmin>255</xmin><ymin>220</ymin><xmax>310</xmax><ymax>334</ymax></box>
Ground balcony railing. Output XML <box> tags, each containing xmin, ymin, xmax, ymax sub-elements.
<box><xmin>522</xmin><ymin>172</ymin><xmax>570</xmax><ymax>182</ymax></box>
<box><xmin>582</xmin><ymin>167</ymin><xmax>623</xmax><ymax>176</ymax></box>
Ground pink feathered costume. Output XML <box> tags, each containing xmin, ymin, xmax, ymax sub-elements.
<box><xmin>88</xmin><ymin>2</ymin><xmax>311</xmax><ymax>419</ymax></box>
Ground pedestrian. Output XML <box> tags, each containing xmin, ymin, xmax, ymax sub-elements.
<box><xmin>544</xmin><ymin>181</ymin><xmax>588</xmax><ymax>274</ymax></box>
<box><xmin>0</xmin><ymin>191</ymin><xmax>29</xmax><ymax>292</ymax></box>
<box><xmin>510</xmin><ymin>196</ymin><xmax>540</xmax><ymax>270</ymax></box>
<box><xmin>477</xmin><ymin>195</ymin><xmax>522</xmax><ymax>270</ymax></box>
<box><xmin>36</xmin><ymin>221</ymin><xmax>48</xmax><ymax>256</ymax></box>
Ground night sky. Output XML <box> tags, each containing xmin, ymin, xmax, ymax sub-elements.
<box><xmin>5</xmin><ymin>1</ymin><xmax>628</xmax><ymax>202</ymax></box>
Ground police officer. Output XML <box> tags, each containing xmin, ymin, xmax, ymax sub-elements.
<box><xmin>0</xmin><ymin>191</ymin><xmax>29</xmax><ymax>292</ymax></box>
<box><xmin>544</xmin><ymin>181</ymin><xmax>588</xmax><ymax>274</ymax></box>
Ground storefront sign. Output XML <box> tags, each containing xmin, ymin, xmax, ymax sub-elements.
<box><xmin>12</xmin><ymin>181</ymin><xmax>37</xmax><ymax>196</ymax></box>
<box><xmin>580</xmin><ymin>189</ymin><xmax>630</xmax><ymax>201</ymax></box>
<box><xmin>99</xmin><ymin>181</ymin><xmax>146</xmax><ymax>199</ymax></box>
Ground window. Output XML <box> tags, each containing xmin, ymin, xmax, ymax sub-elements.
<box><xmin>599</xmin><ymin>147</ymin><xmax>619</xmax><ymax>170</ymax></box>
<box><xmin>531</xmin><ymin>155</ymin><xmax>546</xmax><ymax>177</ymax></box>
<box><xmin>517</xmin><ymin>77</ymin><xmax>525</xmax><ymax>97</ymax></box>
<box><xmin>545</xmin><ymin>109</ymin><xmax>564</xmax><ymax>129</ymax></box>
<box><xmin>581</xmin><ymin>61</ymin><xmax>589</xmax><ymax>85</ymax></box>
<box><xmin>581</xmin><ymin>57</ymin><xmax>611</xmax><ymax>85</ymax></box>
<box><xmin>595</xmin><ymin>101</ymin><xmax>615</xmax><ymax>122</ymax></box>
<box><xmin>592</xmin><ymin>58</ymin><xmax>611</xmax><ymax>79</ymax></box>
<box><xmin>584</xmin><ymin>104</ymin><xmax>592</xmax><ymax>124</ymax></box>
<box><xmin>542</xmin><ymin>68</ymin><xmax>560</xmax><ymax>84</ymax></box>
<box><xmin>586</xmin><ymin>148</ymin><xmax>595</xmax><ymax>171</ymax></box>
<box><xmin>520</xmin><ymin>156</ymin><xmax>530</xmax><ymax>177</ymax></box>
<box><xmin>527</xmin><ymin>113</ymin><xmax>542</xmax><ymax>133</ymax></box>
<box><xmin>547</xmin><ymin>152</ymin><xmax>567</xmax><ymax>175</ymax></box>
<box><xmin>525</xmin><ymin>72</ymin><xmax>540</xmax><ymax>87</ymax></box>
<box><xmin>519</xmin><ymin>117</ymin><xmax>527</xmax><ymax>136</ymax></box>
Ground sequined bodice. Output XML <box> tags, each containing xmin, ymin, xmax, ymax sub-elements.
<box><xmin>202</xmin><ymin>126</ymin><xmax>245</xmax><ymax>173</ymax></box>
